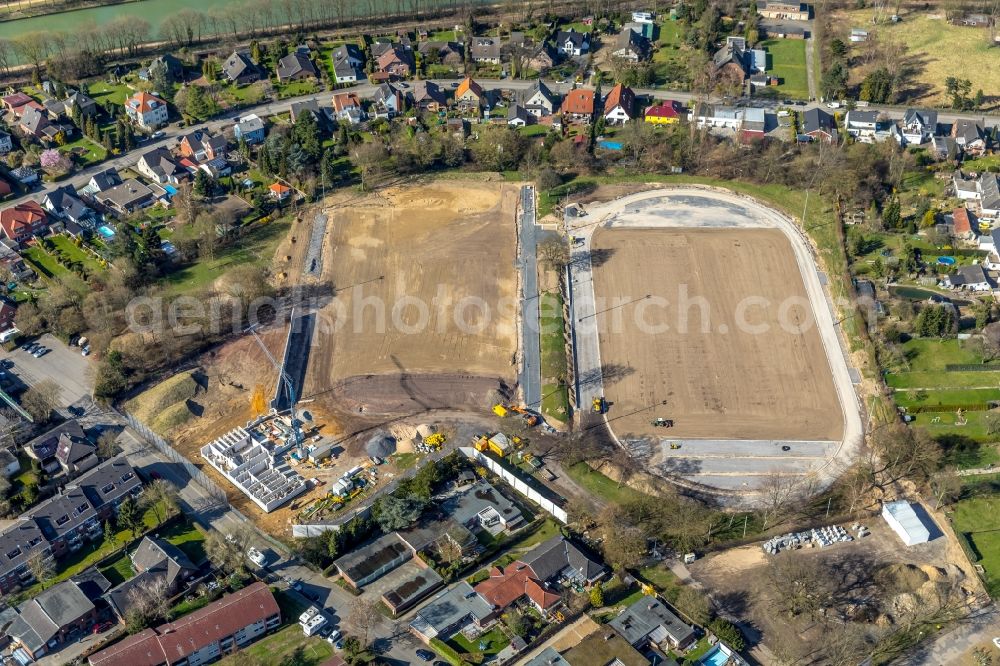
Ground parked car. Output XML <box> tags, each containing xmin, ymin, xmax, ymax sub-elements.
<box><xmin>326</xmin><ymin>629</ymin><xmax>342</xmax><ymax>644</ymax></box>
<box><xmin>32</xmin><ymin>347</ymin><xmax>48</xmax><ymax>358</ymax></box>
<box><xmin>416</xmin><ymin>649</ymin><xmax>435</xmax><ymax>662</ymax></box>
<box><xmin>152</xmin><ymin>130</ymin><xmax>165</xmax><ymax>139</ymax></box>
<box><xmin>81</xmin><ymin>346</ymin><xmax>91</xmax><ymax>357</ymax></box>
<box><xmin>247</xmin><ymin>547</ymin><xmax>267</xmax><ymax>568</ymax></box>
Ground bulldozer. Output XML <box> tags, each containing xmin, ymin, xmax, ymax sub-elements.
<box><xmin>592</xmin><ymin>397</ymin><xmax>606</xmax><ymax>414</ymax></box>
<box><xmin>651</xmin><ymin>418</ymin><xmax>674</xmax><ymax>428</ymax></box>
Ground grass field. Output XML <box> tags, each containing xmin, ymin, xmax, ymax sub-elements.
<box><xmin>539</xmin><ymin>291</ymin><xmax>569</xmax><ymax>422</ymax></box>
<box><xmin>448</xmin><ymin>626</ymin><xmax>510</xmax><ymax>656</ymax></box>
<box><xmin>159</xmin><ymin>219</ymin><xmax>290</xmax><ymax>297</ymax></box>
<box><xmin>953</xmin><ymin>496</ymin><xmax>1000</xmax><ymax>595</ymax></box>
<box><xmin>651</xmin><ymin>20</ymin><xmax>689</xmax><ymax>86</ymax></box>
<box><xmin>99</xmin><ymin>552</ymin><xmax>136</xmax><ymax>587</ymax></box>
<box><xmin>566</xmin><ymin>462</ymin><xmax>649</xmax><ymax>505</ymax></box>
<box><xmin>60</xmin><ymin>135</ymin><xmax>108</xmax><ymax>167</ymax></box>
<box><xmin>21</xmin><ymin>244</ymin><xmax>87</xmax><ymax>290</ymax></box>
<box><xmin>761</xmin><ymin>39</ymin><xmax>809</xmax><ymax>99</ymax></box>
<box><xmin>49</xmin><ymin>235</ymin><xmax>104</xmax><ymax>273</ymax></box>
<box><xmin>841</xmin><ymin>9</ymin><xmax>1000</xmax><ymax>108</ymax></box>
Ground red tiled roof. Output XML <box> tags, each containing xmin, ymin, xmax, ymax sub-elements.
<box><xmin>603</xmin><ymin>83</ymin><xmax>634</xmax><ymax>113</ymax></box>
<box><xmin>953</xmin><ymin>207</ymin><xmax>974</xmax><ymax>234</ymax></box>
<box><xmin>88</xmin><ymin>583</ymin><xmax>279</xmax><ymax>666</ymax></box>
<box><xmin>456</xmin><ymin>76</ymin><xmax>484</xmax><ymax>100</ymax></box>
<box><xmin>269</xmin><ymin>183</ymin><xmax>291</xmax><ymax>194</ymax></box>
<box><xmin>0</xmin><ymin>201</ymin><xmax>46</xmax><ymax>238</ymax></box>
<box><xmin>474</xmin><ymin>562</ymin><xmax>560</xmax><ymax>611</ymax></box>
<box><xmin>127</xmin><ymin>91</ymin><xmax>166</xmax><ymax>114</ymax></box>
<box><xmin>562</xmin><ymin>89</ymin><xmax>595</xmax><ymax>115</ymax></box>
<box><xmin>332</xmin><ymin>92</ymin><xmax>361</xmax><ymax>112</ymax></box>
<box><xmin>645</xmin><ymin>100</ymin><xmax>684</xmax><ymax>119</ymax></box>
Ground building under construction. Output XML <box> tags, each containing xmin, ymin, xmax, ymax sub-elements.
<box><xmin>200</xmin><ymin>414</ymin><xmax>308</xmax><ymax>513</ymax></box>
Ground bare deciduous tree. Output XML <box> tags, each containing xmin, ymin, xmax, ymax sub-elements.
<box><xmin>27</xmin><ymin>547</ymin><xmax>54</xmax><ymax>589</ymax></box>
<box><xmin>348</xmin><ymin>597</ymin><xmax>381</xmax><ymax>646</ymax></box>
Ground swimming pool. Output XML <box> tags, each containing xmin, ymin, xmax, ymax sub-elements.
<box><xmin>937</xmin><ymin>256</ymin><xmax>956</xmax><ymax>265</ymax></box>
<box><xmin>164</xmin><ymin>185</ymin><xmax>178</xmax><ymax>196</ymax></box>
<box><xmin>97</xmin><ymin>225</ymin><xmax>116</xmax><ymax>239</ymax></box>
<box><xmin>699</xmin><ymin>645</ymin><xmax>733</xmax><ymax>666</ymax></box>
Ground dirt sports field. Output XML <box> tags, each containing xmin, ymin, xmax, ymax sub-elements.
<box><xmin>591</xmin><ymin>227</ymin><xmax>843</xmax><ymax>441</ymax></box>
<box><xmin>305</xmin><ymin>180</ymin><xmax>520</xmax><ymax>412</ymax></box>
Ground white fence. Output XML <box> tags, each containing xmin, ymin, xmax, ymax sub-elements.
<box><xmin>459</xmin><ymin>447</ymin><xmax>568</xmax><ymax>524</ymax></box>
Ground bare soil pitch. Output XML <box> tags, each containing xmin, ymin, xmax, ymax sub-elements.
<box><xmin>305</xmin><ymin>180</ymin><xmax>519</xmax><ymax>409</ymax></box>
<box><xmin>591</xmin><ymin>227</ymin><xmax>843</xmax><ymax>441</ymax></box>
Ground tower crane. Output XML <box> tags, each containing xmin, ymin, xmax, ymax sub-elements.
<box><xmin>246</xmin><ymin>324</ymin><xmax>302</xmax><ymax>454</ymax></box>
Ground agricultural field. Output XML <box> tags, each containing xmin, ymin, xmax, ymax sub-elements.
<box><xmin>305</xmin><ymin>180</ymin><xmax>519</xmax><ymax>414</ymax></box>
<box><xmin>590</xmin><ymin>226</ymin><xmax>842</xmax><ymax>441</ymax></box>
<box><xmin>836</xmin><ymin>8</ymin><xmax>1000</xmax><ymax>108</ymax></box>
<box><xmin>760</xmin><ymin>38</ymin><xmax>809</xmax><ymax>99</ymax></box>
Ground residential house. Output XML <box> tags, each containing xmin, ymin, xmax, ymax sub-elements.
<box><xmin>380</xmin><ymin>566</ymin><xmax>444</xmax><ymax>617</ymax></box>
<box><xmin>98</xmin><ymin>178</ymin><xmax>155</xmax><ymax>216</ymax></box>
<box><xmin>43</xmin><ymin>185</ymin><xmax>94</xmax><ymax>226</ymax></box>
<box><xmin>86</xmin><ymin>168</ymin><xmax>123</xmax><ymax>196</ymax></box>
<box><xmin>632</xmin><ymin>10</ymin><xmax>655</xmax><ymax>22</ymax></box>
<box><xmin>455</xmin><ymin>77</ymin><xmax>486</xmax><ymax>115</ymax></box>
<box><xmin>603</xmin><ymin>83</ymin><xmax>636</xmax><ymax>125</ymax></box>
<box><xmin>371</xmin><ymin>82</ymin><xmax>405</xmax><ymax>118</ymax></box>
<box><xmin>409</xmin><ymin>581</ymin><xmax>495</xmax><ymax>643</ymax></box>
<box><xmin>150</xmin><ymin>54</ymin><xmax>185</xmax><ymax>81</ymax></box>
<box><xmin>409</xmin><ymin>81</ymin><xmax>447</xmax><ymax>112</ymax></box>
<box><xmin>23</xmin><ymin>421</ymin><xmax>87</xmax><ymax>473</ymax></box>
<box><xmin>690</xmin><ymin>103</ymin><xmax>766</xmax><ymax>137</ymax></box>
<box><xmin>332</xmin><ymin>44</ymin><xmax>364</xmax><ymax>83</ymax></box>
<box><xmin>943</xmin><ymin>264</ymin><xmax>993</xmax><ymax>291</ymax></box>
<box><xmin>0</xmin><ymin>238</ymin><xmax>32</xmax><ymax>281</ymax></box>
<box><xmin>377</xmin><ymin>46</ymin><xmax>414</xmax><ymax>78</ymax></box>
<box><xmin>802</xmin><ymin>108</ymin><xmax>838</xmax><ymax>143</ymax></box>
<box><xmin>18</xmin><ymin>105</ymin><xmax>52</xmax><ymax>140</ymax></box>
<box><xmin>612</xmin><ymin>28</ymin><xmax>650</xmax><ymax>62</ymax></box>
<box><xmin>899</xmin><ymin>108</ymin><xmax>938</xmax><ymax>145</ymax></box>
<box><xmin>561</xmin><ymin>628</ymin><xmax>651</xmax><ymax>666</ymax></box>
<box><xmin>0</xmin><ymin>201</ymin><xmax>48</xmax><ymax>246</ymax></box>
<box><xmin>289</xmin><ymin>98</ymin><xmax>325</xmax><ymax>124</ymax></box>
<box><xmin>0</xmin><ymin>519</ymin><xmax>50</xmax><ymax>594</ymax></box>
<box><xmin>644</xmin><ymin>100</ymin><xmax>685</xmax><ymax>124</ymax></box>
<box><xmin>10</xmin><ymin>167</ymin><xmax>37</xmax><ymax>186</ymax></box>
<box><xmin>179</xmin><ymin>129</ymin><xmax>227</xmax><ymax>163</ymax></box>
<box><xmin>125</xmin><ymin>91</ymin><xmax>168</xmax><ymax>130</ymax></box>
<box><xmin>475</xmin><ymin>562</ymin><xmax>562</xmax><ymax>616</ymax></box>
<box><xmin>0</xmin><ymin>447</ymin><xmax>18</xmax><ymax>476</ymax></box>
<box><xmin>2</xmin><ymin>92</ymin><xmax>35</xmax><ymax>115</ymax></box>
<box><xmin>982</xmin><ymin>173</ymin><xmax>1000</xmax><ymax>219</ymax></box>
<box><xmin>0</xmin><ymin>130</ymin><xmax>12</xmax><ymax>154</ymax></box>
<box><xmin>471</xmin><ymin>37</ymin><xmax>502</xmax><ymax>65</ymax></box>
<box><xmin>223</xmin><ymin>50</ymin><xmax>260</xmax><ymax>85</ymax></box>
<box><xmin>0</xmin><ymin>178</ymin><xmax>10</xmax><ymax>198</ymax></box>
<box><xmin>523</xmin><ymin>648</ymin><xmax>570</xmax><ymax>666</ymax></box>
<box><xmin>105</xmin><ymin>536</ymin><xmax>198</xmax><ymax>621</ymax></box>
<box><xmin>7</xmin><ymin>578</ymin><xmax>99</xmax><ymax>660</ymax></box>
<box><xmin>554</xmin><ymin>30</ymin><xmax>589</xmax><ymax>57</ymax></box>
<box><xmin>331</xmin><ymin>92</ymin><xmax>364</xmax><ymax>124</ymax></box>
<box><xmin>269</xmin><ymin>183</ymin><xmax>292</xmax><ymax>201</ymax></box>
<box><xmin>276</xmin><ymin>52</ymin><xmax>318</xmax><ymax>82</ymax></box>
<box><xmin>445</xmin><ymin>479</ymin><xmax>525</xmax><ymax>534</ymax></box>
<box><xmin>54</xmin><ymin>425</ymin><xmax>98</xmax><ymax>477</ymax></box>
<box><xmin>417</xmin><ymin>41</ymin><xmax>464</xmax><ymax>68</ymax></box>
<box><xmin>65</xmin><ymin>91</ymin><xmax>98</xmax><ymax>118</ymax></box>
<box><xmin>89</xmin><ymin>583</ymin><xmax>281</xmax><ymax>666</ymax></box>
<box><xmin>562</xmin><ymin>88</ymin><xmax>596</xmax><ymax>122</ymax></box>
<box><xmin>137</xmin><ymin>147</ymin><xmax>183</xmax><ymax>185</ymax></box>
<box><xmin>953</xmin><ymin>207</ymin><xmax>978</xmax><ymax>241</ymax></box>
<box><xmin>609</xmin><ymin>595</ymin><xmax>696</xmax><ymax>650</ymax></box>
<box><xmin>521</xmin><ymin>80</ymin><xmax>555</xmax><ymax>118</ymax></box>
<box><xmin>844</xmin><ymin>110</ymin><xmax>889</xmax><ymax>143</ymax></box>
<box><xmin>756</xmin><ymin>0</ymin><xmax>809</xmax><ymax>20</ymax></box>
<box><xmin>952</xmin><ymin>119</ymin><xmax>990</xmax><ymax>156</ymax></box>
<box><xmin>713</xmin><ymin>36</ymin><xmax>764</xmax><ymax>81</ymax></box>
<box><xmin>526</xmin><ymin>44</ymin><xmax>556</xmax><ymax>72</ymax></box>
<box><xmin>507</xmin><ymin>103</ymin><xmax>530</xmax><ymax>127</ymax></box>
<box><xmin>519</xmin><ymin>535</ymin><xmax>606</xmax><ymax>586</ymax></box>
<box><xmin>234</xmin><ymin>114</ymin><xmax>266</xmax><ymax>145</ymax></box>
<box><xmin>954</xmin><ymin>170</ymin><xmax>980</xmax><ymax>201</ymax></box>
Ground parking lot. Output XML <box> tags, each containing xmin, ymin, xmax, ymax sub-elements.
<box><xmin>1</xmin><ymin>334</ymin><xmax>94</xmax><ymax>411</ymax></box>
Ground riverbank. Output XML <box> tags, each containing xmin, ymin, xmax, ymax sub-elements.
<box><xmin>0</xmin><ymin>0</ymin><xmax>139</xmax><ymax>22</ymax></box>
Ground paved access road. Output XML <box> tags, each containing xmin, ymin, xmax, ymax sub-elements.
<box><xmin>518</xmin><ymin>185</ymin><xmax>542</xmax><ymax>411</ymax></box>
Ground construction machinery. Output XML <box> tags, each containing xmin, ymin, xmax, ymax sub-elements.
<box><xmin>250</xmin><ymin>384</ymin><xmax>267</xmax><ymax>416</ymax></box>
<box><xmin>246</xmin><ymin>323</ymin><xmax>302</xmax><ymax>454</ymax></box>
<box><xmin>492</xmin><ymin>404</ymin><xmax>509</xmax><ymax>417</ymax></box>
<box><xmin>592</xmin><ymin>397</ymin><xmax>606</xmax><ymax>414</ymax></box>
<box><xmin>509</xmin><ymin>405</ymin><xmax>540</xmax><ymax>427</ymax></box>
<box><xmin>669</xmin><ymin>443</ymin><xmax>681</xmax><ymax>450</ymax></box>
<box><xmin>474</xmin><ymin>433</ymin><xmax>512</xmax><ymax>457</ymax></box>
<box><xmin>651</xmin><ymin>418</ymin><xmax>674</xmax><ymax>428</ymax></box>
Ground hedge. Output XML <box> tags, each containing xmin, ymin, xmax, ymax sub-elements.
<box><xmin>944</xmin><ymin>364</ymin><xmax>1000</xmax><ymax>372</ymax></box>
<box><xmin>429</xmin><ymin>638</ymin><xmax>463</xmax><ymax>666</ymax></box>
<box><xmin>956</xmin><ymin>530</ymin><xmax>981</xmax><ymax>563</ymax></box>
<box><xmin>904</xmin><ymin>403</ymin><xmax>994</xmax><ymax>414</ymax></box>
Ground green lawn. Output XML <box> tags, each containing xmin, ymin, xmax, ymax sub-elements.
<box><xmin>566</xmin><ymin>462</ymin><xmax>649</xmax><ymax>505</ymax></box>
<box><xmin>275</xmin><ymin>79</ymin><xmax>319</xmax><ymax>98</ymax></box>
<box><xmin>908</xmin><ymin>409</ymin><xmax>1000</xmax><ymax>445</ymax></box>
<box><xmin>894</xmin><ymin>388</ymin><xmax>1000</xmax><ymax>409</ymax></box>
<box><xmin>539</xmin><ymin>291</ymin><xmax>569</xmax><ymax>421</ymax></box>
<box><xmin>519</xmin><ymin>124</ymin><xmax>550</xmax><ymax>138</ymax></box>
<box><xmin>161</xmin><ymin>520</ymin><xmax>207</xmax><ymax>564</ymax></box>
<box><xmin>49</xmin><ymin>235</ymin><xmax>105</xmax><ymax>273</ymax></box>
<box><xmin>21</xmin><ymin>244</ymin><xmax>87</xmax><ymax>290</ymax></box>
<box><xmin>219</xmin><ymin>590</ymin><xmax>332</xmax><ymax>666</ymax></box>
<box><xmin>886</xmin><ymin>371</ymin><xmax>1000</xmax><ymax>390</ymax></box>
<box><xmin>448</xmin><ymin>626</ymin><xmax>510</xmax><ymax>656</ymax></box>
<box><xmin>428</xmin><ymin>29</ymin><xmax>461</xmax><ymax>41</ymax></box>
<box><xmin>159</xmin><ymin>218</ymin><xmax>290</xmax><ymax>297</ymax></box>
<box><xmin>88</xmin><ymin>80</ymin><xmax>134</xmax><ymax>106</ymax></box>
<box><xmin>98</xmin><ymin>552</ymin><xmax>135</xmax><ymax>587</ymax></box>
<box><xmin>761</xmin><ymin>39</ymin><xmax>809</xmax><ymax>99</ymax></box>
<box><xmin>953</xmin><ymin>496</ymin><xmax>1000</xmax><ymax>595</ymax></box>
<box><xmin>651</xmin><ymin>21</ymin><xmax>690</xmax><ymax>86</ymax></box>
<box><xmin>964</xmin><ymin>155</ymin><xmax>1000</xmax><ymax>172</ymax></box>
<box><xmin>392</xmin><ymin>452</ymin><xmax>419</xmax><ymax>470</ymax></box>
<box><xmin>60</xmin><ymin>135</ymin><xmax>108</xmax><ymax>167</ymax></box>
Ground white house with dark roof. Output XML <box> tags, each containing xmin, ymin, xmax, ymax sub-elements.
<box><xmin>899</xmin><ymin>108</ymin><xmax>938</xmax><ymax>145</ymax></box>
<box><xmin>554</xmin><ymin>30</ymin><xmax>589</xmax><ymax>56</ymax></box>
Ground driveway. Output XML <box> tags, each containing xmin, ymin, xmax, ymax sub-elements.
<box><xmin>0</xmin><ymin>334</ymin><xmax>93</xmax><ymax>414</ymax></box>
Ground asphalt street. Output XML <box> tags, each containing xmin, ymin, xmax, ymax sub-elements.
<box><xmin>518</xmin><ymin>184</ymin><xmax>542</xmax><ymax>412</ymax></box>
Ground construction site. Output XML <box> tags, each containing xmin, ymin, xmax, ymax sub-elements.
<box><xmin>566</xmin><ymin>186</ymin><xmax>864</xmax><ymax>497</ymax></box>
